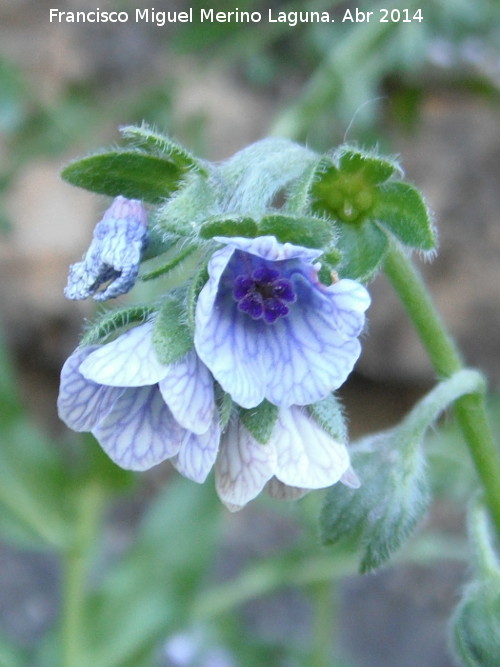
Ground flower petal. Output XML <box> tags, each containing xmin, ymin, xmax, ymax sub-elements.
<box><xmin>326</xmin><ymin>279</ymin><xmax>371</xmax><ymax>339</ymax></box>
<box><xmin>92</xmin><ymin>385</ymin><xmax>183</xmax><ymax>470</ymax></box>
<box><xmin>340</xmin><ymin>466</ymin><xmax>361</xmax><ymax>489</ymax></box>
<box><xmin>265</xmin><ymin>477</ymin><xmax>310</xmax><ymax>501</ymax></box>
<box><xmin>272</xmin><ymin>406</ymin><xmax>350</xmax><ymax>488</ymax></box>
<box><xmin>159</xmin><ymin>351</ymin><xmax>215</xmax><ymax>434</ymax></box>
<box><xmin>170</xmin><ymin>418</ymin><xmax>221</xmax><ymax>483</ymax></box>
<box><xmin>214</xmin><ymin>235</ymin><xmax>320</xmax><ymax>263</ymax></box>
<box><xmin>195</xmin><ymin>302</ymin><xmax>268</xmax><ymax>408</ymax></box>
<box><xmin>80</xmin><ymin>322</ymin><xmax>168</xmax><ymax>387</ymax></box>
<box><xmin>215</xmin><ymin>418</ymin><xmax>276</xmax><ymax>510</ymax></box>
<box><xmin>57</xmin><ymin>346</ymin><xmax>124</xmax><ymax>431</ymax></box>
<box><xmin>195</xmin><ymin>245</ymin><xmax>267</xmax><ymax>408</ymax></box>
<box><xmin>263</xmin><ymin>276</ymin><xmax>366</xmax><ymax>406</ymax></box>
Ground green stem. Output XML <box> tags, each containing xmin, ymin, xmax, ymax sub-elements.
<box><xmin>311</xmin><ymin>582</ymin><xmax>335</xmax><ymax>667</ymax></box>
<box><xmin>468</xmin><ymin>497</ymin><xmax>500</xmax><ymax>580</ymax></box>
<box><xmin>383</xmin><ymin>246</ymin><xmax>500</xmax><ymax>538</ymax></box>
<box><xmin>62</xmin><ymin>481</ymin><xmax>104</xmax><ymax>667</ymax></box>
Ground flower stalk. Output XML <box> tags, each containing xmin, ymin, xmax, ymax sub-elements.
<box><xmin>383</xmin><ymin>245</ymin><xmax>500</xmax><ymax>538</ymax></box>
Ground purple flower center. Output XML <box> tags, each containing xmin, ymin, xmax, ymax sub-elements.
<box><xmin>233</xmin><ymin>265</ymin><xmax>296</xmax><ymax>324</ymax></box>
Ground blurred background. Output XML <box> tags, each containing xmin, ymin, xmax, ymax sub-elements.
<box><xmin>0</xmin><ymin>0</ymin><xmax>499</xmax><ymax>665</ymax></box>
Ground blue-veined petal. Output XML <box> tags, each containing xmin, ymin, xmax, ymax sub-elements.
<box><xmin>215</xmin><ymin>418</ymin><xmax>276</xmax><ymax>510</ymax></box>
<box><xmin>263</xmin><ymin>276</ymin><xmax>366</xmax><ymax>406</ymax></box>
<box><xmin>324</xmin><ymin>279</ymin><xmax>371</xmax><ymax>339</ymax></box>
<box><xmin>80</xmin><ymin>321</ymin><xmax>168</xmax><ymax>387</ymax></box>
<box><xmin>195</xmin><ymin>292</ymin><xmax>267</xmax><ymax>408</ymax></box>
<box><xmin>159</xmin><ymin>351</ymin><xmax>215</xmax><ymax>434</ymax></box>
<box><xmin>170</xmin><ymin>418</ymin><xmax>221</xmax><ymax>483</ymax></box>
<box><xmin>57</xmin><ymin>346</ymin><xmax>124</xmax><ymax>431</ymax></box>
<box><xmin>92</xmin><ymin>385</ymin><xmax>183</xmax><ymax>470</ymax></box>
<box><xmin>272</xmin><ymin>406</ymin><xmax>350</xmax><ymax>488</ymax></box>
<box><xmin>265</xmin><ymin>477</ymin><xmax>309</xmax><ymax>501</ymax></box>
<box><xmin>213</xmin><ymin>235</ymin><xmax>320</xmax><ymax>263</ymax></box>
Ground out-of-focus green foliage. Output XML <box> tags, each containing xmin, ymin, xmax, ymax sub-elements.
<box><xmin>0</xmin><ymin>1</ymin><xmax>498</xmax><ymax>663</ymax></box>
<box><xmin>170</xmin><ymin>0</ymin><xmax>500</xmax><ymax>145</ymax></box>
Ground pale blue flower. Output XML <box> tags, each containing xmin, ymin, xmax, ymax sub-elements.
<box><xmin>57</xmin><ymin>322</ymin><xmax>220</xmax><ymax>478</ymax></box>
<box><xmin>64</xmin><ymin>196</ymin><xmax>148</xmax><ymax>301</ymax></box>
<box><xmin>216</xmin><ymin>405</ymin><xmax>360</xmax><ymax>511</ymax></box>
<box><xmin>194</xmin><ymin>236</ymin><xmax>371</xmax><ymax>409</ymax></box>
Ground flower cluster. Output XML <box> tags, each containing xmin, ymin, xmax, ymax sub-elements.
<box><xmin>59</xmin><ymin>195</ymin><xmax>370</xmax><ymax>509</ymax></box>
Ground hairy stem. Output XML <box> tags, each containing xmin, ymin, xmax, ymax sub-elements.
<box><xmin>383</xmin><ymin>246</ymin><xmax>500</xmax><ymax>538</ymax></box>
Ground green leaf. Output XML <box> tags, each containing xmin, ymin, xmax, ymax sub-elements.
<box><xmin>309</xmin><ymin>393</ymin><xmax>347</xmax><ymax>444</ymax></box>
<box><xmin>120</xmin><ymin>124</ymin><xmax>208</xmax><ymax>176</ymax></box>
<box><xmin>321</xmin><ymin>370</ymin><xmax>485</xmax><ymax>572</ymax></box>
<box><xmin>199</xmin><ymin>216</ymin><xmax>258</xmax><ymax>240</ymax></box>
<box><xmin>337</xmin><ymin>220</ymin><xmax>388</xmax><ymax>281</ymax></box>
<box><xmin>373</xmin><ymin>181</ymin><xmax>436</xmax><ymax>251</ymax></box>
<box><xmin>61</xmin><ymin>150</ymin><xmax>190</xmax><ymax>204</ymax></box>
<box><xmin>258</xmin><ymin>213</ymin><xmax>334</xmax><ymax>248</ymax></box>
<box><xmin>81</xmin><ymin>304</ymin><xmax>157</xmax><ymax>346</ymax></box>
<box><xmin>152</xmin><ymin>294</ymin><xmax>193</xmax><ymax>364</ymax></box>
<box><xmin>337</xmin><ymin>148</ymin><xmax>399</xmax><ymax>184</ymax></box>
<box><xmin>240</xmin><ymin>400</ymin><xmax>279</xmax><ymax>444</ymax></box>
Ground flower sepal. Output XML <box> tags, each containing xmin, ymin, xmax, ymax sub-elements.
<box><xmin>200</xmin><ymin>212</ymin><xmax>334</xmax><ymax>253</ymax></box>
<box><xmin>239</xmin><ymin>400</ymin><xmax>279</xmax><ymax>445</ymax></box>
<box><xmin>309</xmin><ymin>393</ymin><xmax>347</xmax><ymax>444</ymax></box>
<box><xmin>81</xmin><ymin>304</ymin><xmax>157</xmax><ymax>346</ymax></box>
<box><xmin>199</xmin><ymin>215</ymin><xmax>259</xmax><ymax>241</ymax></box>
<box><xmin>310</xmin><ymin>148</ymin><xmax>402</xmax><ymax>224</ymax></box>
<box><xmin>153</xmin><ymin>292</ymin><xmax>194</xmax><ymax>365</ymax></box>
<box><xmin>305</xmin><ymin>146</ymin><xmax>436</xmax><ymax>281</ymax></box>
<box><xmin>257</xmin><ymin>213</ymin><xmax>334</xmax><ymax>249</ymax></box>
